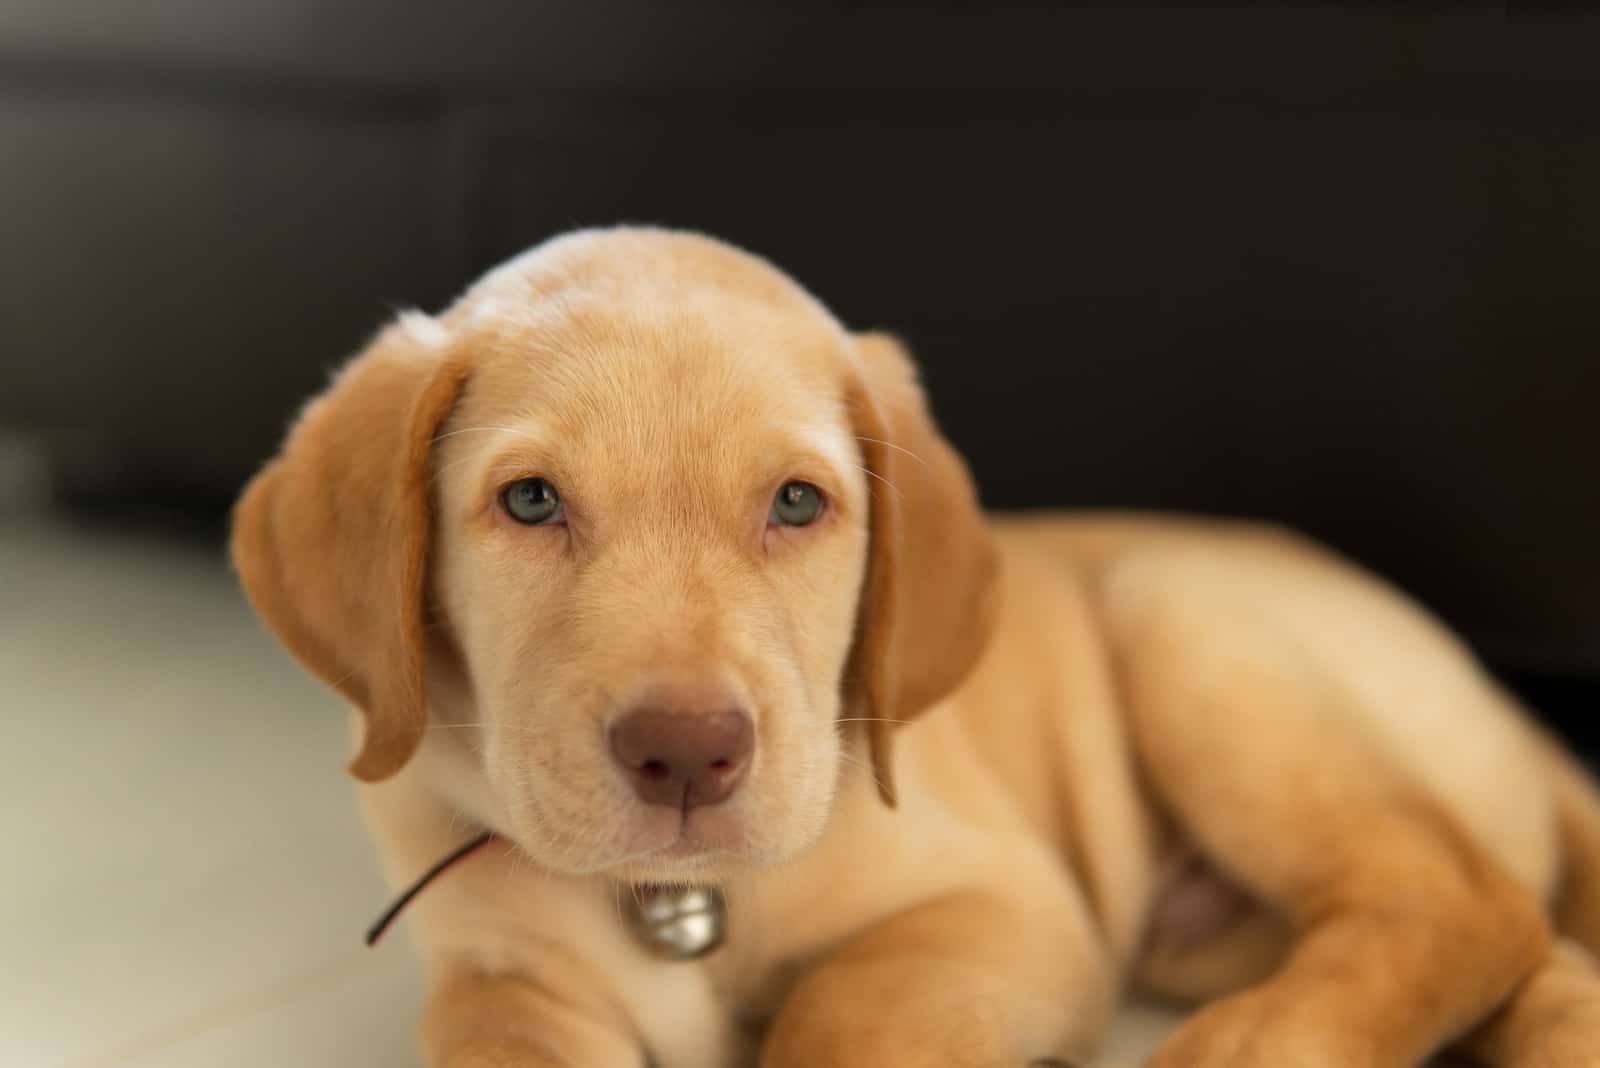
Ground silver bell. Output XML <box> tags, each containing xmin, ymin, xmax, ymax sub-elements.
<box><xmin>625</xmin><ymin>884</ymin><xmax>728</xmax><ymax>961</ymax></box>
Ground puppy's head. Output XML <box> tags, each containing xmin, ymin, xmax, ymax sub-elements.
<box><xmin>233</xmin><ymin>228</ymin><xmax>996</xmax><ymax>881</ymax></box>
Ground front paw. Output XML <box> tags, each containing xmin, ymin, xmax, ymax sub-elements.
<box><xmin>1143</xmin><ymin>991</ymin><xmax>1350</xmax><ymax>1068</ymax></box>
<box><xmin>444</xmin><ymin>1040</ymin><xmax>565</xmax><ymax>1068</ymax></box>
<box><xmin>766</xmin><ymin>1036</ymin><xmax>1081</xmax><ymax>1068</ymax></box>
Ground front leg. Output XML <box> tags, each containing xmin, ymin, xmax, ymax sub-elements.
<box><xmin>1460</xmin><ymin>940</ymin><xmax>1600</xmax><ymax>1068</ymax></box>
<box><xmin>422</xmin><ymin>967</ymin><xmax>645</xmax><ymax>1068</ymax></box>
<box><xmin>762</xmin><ymin>890</ymin><xmax>1113</xmax><ymax>1068</ymax></box>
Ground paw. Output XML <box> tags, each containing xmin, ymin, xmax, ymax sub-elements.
<box><xmin>444</xmin><ymin>1040</ymin><xmax>564</xmax><ymax>1068</ymax></box>
<box><xmin>1142</xmin><ymin>991</ymin><xmax>1350</xmax><ymax>1068</ymax></box>
<box><xmin>1493</xmin><ymin>1012</ymin><xmax>1600</xmax><ymax>1068</ymax></box>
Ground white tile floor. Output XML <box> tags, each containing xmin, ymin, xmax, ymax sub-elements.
<box><xmin>1</xmin><ymin>511</ymin><xmax>1181</xmax><ymax>1068</ymax></box>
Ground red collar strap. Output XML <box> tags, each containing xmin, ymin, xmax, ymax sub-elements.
<box><xmin>365</xmin><ymin>831</ymin><xmax>501</xmax><ymax>947</ymax></box>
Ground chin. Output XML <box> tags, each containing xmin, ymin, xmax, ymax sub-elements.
<box><xmin>501</xmin><ymin>772</ymin><xmax>837</xmax><ymax>882</ymax></box>
<box><xmin>610</xmin><ymin>850</ymin><xmax>731</xmax><ymax>886</ymax></box>
<box><xmin>613</xmin><ymin>805</ymin><xmax>765</xmax><ymax>881</ymax></box>
<box><xmin>612</xmin><ymin>807</ymin><xmax>823</xmax><ymax>885</ymax></box>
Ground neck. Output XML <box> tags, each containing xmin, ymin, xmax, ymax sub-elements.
<box><xmin>364</xmin><ymin>822</ymin><xmax>729</xmax><ymax>960</ymax></box>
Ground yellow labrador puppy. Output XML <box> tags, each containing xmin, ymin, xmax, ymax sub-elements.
<box><xmin>232</xmin><ymin>227</ymin><xmax>1600</xmax><ymax>1067</ymax></box>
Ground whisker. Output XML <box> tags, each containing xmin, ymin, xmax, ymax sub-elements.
<box><xmin>853</xmin><ymin>464</ymin><xmax>903</xmax><ymax>501</ymax></box>
<box><xmin>420</xmin><ymin>723</ymin><xmax>549</xmax><ymax>743</ymax></box>
<box><xmin>837</xmin><ymin>750</ymin><xmax>893</xmax><ymax>798</ymax></box>
<box><xmin>427</xmin><ymin>453</ymin><xmax>484</xmax><ymax>488</ymax></box>
<box><xmin>326</xmin><ymin>666</ymin><xmax>360</xmax><ymax>691</ymax></box>
<box><xmin>430</xmin><ymin>425</ymin><xmax>528</xmax><ymax>444</ymax></box>
<box><xmin>854</xmin><ymin>435</ymin><xmax>929</xmax><ymax>468</ymax></box>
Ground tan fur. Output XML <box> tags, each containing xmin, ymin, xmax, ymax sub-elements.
<box><xmin>233</xmin><ymin>327</ymin><xmax>469</xmax><ymax>780</ymax></box>
<box><xmin>846</xmin><ymin>332</ymin><xmax>1000</xmax><ymax>804</ymax></box>
<box><xmin>233</xmin><ymin>227</ymin><xmax>1600</xmax><ymax>1067</ymax></box>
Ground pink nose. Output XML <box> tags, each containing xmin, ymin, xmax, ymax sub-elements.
<box><xmin>609</xmin><ymin>705</ymin><xmax>754</xmax><ymax>809</ymax></box>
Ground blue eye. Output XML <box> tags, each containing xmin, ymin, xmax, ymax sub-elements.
<box><xmin>502</xmin><ymin>478</ymin><xmax>563</xmax><ymax>525</ymax></box>
<box><xmin>770</xmin><ymin>481</ymin><xmax>823</xmax><ymax>527</ymax></box>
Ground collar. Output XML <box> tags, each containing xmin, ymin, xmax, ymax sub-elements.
<box><xmin>364</xmin><ymin>830</ymin><xmax>728</xmax><ymax>961</ymax></box>
<box><xmin>365</xmin><ymin>830</ymin><xmax>499</xmax><ymax>946</ymax></box>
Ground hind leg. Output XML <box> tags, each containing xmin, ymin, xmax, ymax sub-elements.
<box><xmin>1110</xmin><ymin>608</ymin><xmax>1549</xmax><ymax>1068</ymax></box>
<box><xmin>1458</xmin><ymin>941</ymin><xmax>1600</xmax><ymax>1067</ymax></box>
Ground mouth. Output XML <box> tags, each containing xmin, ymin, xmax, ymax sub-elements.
<box><xmin>661</xmin><ymin>823</ymin><xmax>721</xmax><ymax>857</ymax></box>
<box><xmin>659</xmin><ymin>805</ymin><xmax>747</xmax><ymax>853</ymax></box>
<box><xmin>607</xmin><ymin>803</ymin><xmax>754</xmax><ymax>878</ymax></box>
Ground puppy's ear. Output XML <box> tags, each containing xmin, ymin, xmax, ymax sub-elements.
<box><xmin>846</xmin><ymin>332</ymin><xmax>999</xmax><ymax>806</ymax></box>
<box><xmin>231</xmin><ymin>319</ymin><xmax>468</xmax><ymax>782</ymax></box>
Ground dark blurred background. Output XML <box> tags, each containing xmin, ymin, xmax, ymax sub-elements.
<box><xmin>2</xmin><ymin>4</ymin><xmax>1596</xmax><ymax>736</ymax></box>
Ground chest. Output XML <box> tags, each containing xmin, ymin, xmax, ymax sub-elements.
<box><xmin>620</xmin><ymin>770</ymin><xmax>1042</xmax><ymax>1065</ymax></box>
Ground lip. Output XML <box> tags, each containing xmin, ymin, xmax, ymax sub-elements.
<box><xmin>624</xmin><ymin>804</ymin><xmax>750</xmax><ymax>860</ymax></box>
<box><xmin>661</xmin><ymin>832</ymin><xmax>714</xmax><ymax>858</ymax></box>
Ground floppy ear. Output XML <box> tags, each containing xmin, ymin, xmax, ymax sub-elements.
<box><xmin>846</xmin><ymin>332</ymin><xmax>999</xmax><ymax>807</ymax></box>
<box><xmin>231</xmin><ymin>320</ymin><xmax>468</xmax><ymax>782</ymax></box>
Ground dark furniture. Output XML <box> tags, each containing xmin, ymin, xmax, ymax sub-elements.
<box><xmin>3</xmin><ymin>5</ymin><xmax>1596</xmax><ymax>731</ymax></box>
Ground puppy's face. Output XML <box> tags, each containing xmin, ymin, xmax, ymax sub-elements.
<box><xmin>429</xmin><ymin>273</ymin><xmax>869</xmax><ymax>879</ymax></box>
<box><xmin>232</xmin><ymin>229</ymin><xmax>996</xmax><ymax>885</ymax></box>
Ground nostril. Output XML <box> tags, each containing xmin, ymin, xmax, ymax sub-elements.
<box><xmin>609</xmin><ymin>703</ymin><xmax>755</xmax><ymax>808</ymax></box>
